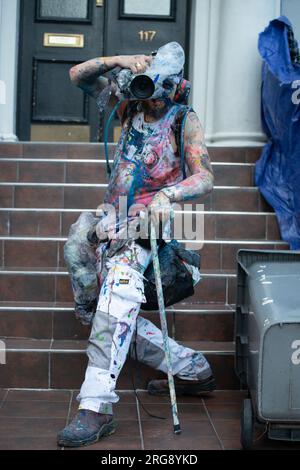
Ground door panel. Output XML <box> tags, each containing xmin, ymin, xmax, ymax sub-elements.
<box><xmin>32</xmin><ymin>59</ymin><xmax>89</xmax><ymax>122</ymax></box>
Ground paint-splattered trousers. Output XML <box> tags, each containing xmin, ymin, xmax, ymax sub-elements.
<box><xmin>77</xmin><ymin>239</ymin><xmax>212</xmax><ymax>415</ymax></box>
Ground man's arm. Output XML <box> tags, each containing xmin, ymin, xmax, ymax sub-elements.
<box><xmin>161</xmin><ymin>112</ymin><xmax>214</xmax><ymax>202</ymax></box>
<box><xmin>69</xmin><ymin>55</ymin><xmax>152</xmax><ymax>120</ymax></box>
<box><xmin>69</xmin><ymin>57</ymin><xmax>112</xmax><ymax>99</ymax></box>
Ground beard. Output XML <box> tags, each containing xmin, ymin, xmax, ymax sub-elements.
<box><xmin>141</xmin><ymin>99</ymin><xmax>171</xmax><ymax>121</ymax></box>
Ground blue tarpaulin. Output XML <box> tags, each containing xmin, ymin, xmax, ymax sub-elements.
<box><xmin>256</xmin><ymin>16</ymin><xmax>300</xmax><ymax>249</ymax></box>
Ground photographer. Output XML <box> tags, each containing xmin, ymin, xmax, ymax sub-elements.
<box><xmin>58</xmin><ymin>43</ymin><xmax>215</xmax><ymax>448</ymax></box>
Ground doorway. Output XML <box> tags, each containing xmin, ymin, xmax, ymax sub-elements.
<box><xmin>17</xmin><ymin>0</ymin><xmax>191</xmax><ymax>142</ymax></box>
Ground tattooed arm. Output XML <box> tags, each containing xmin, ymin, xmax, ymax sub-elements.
<box><xmin>161</xmin><ymin>112</ymin><xmax>214</xmax><ymax>202</ymax></box>
<box><xmin>69</xmin><ymin>55</ymin><xmax>152</xmax><ymax>120</ymax></box>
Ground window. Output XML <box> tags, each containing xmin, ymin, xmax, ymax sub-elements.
<box><xmin>37</xmin><ymin>0</ymin><xmax>90</xmax><ymax>21</ymax></box>
<box><xmin>120</xmin><ymin>0</ymin><xmax>175</xmax><ymax>20</ymax></box>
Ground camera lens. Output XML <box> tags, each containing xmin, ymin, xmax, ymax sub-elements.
<box><xmin>130</xmin><ymin>75</ymin><xmax>155</xmax><ymax>100</ymax></box>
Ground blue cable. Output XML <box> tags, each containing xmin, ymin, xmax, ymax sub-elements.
<box><xmin>180</xmin><ymin>108</ymin><xmax>190</xmax><ymax>180</ymax></box>
<box><xmin>180</xmin><ymin>106</ymin><xmax>195</xmax><ymax>179</ymax></box>
<box><xmin>104</xmin><ymin>101</ymin><xmax>122</xmax><ymax>179</ymax></box>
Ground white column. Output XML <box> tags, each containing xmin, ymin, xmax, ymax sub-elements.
<box><xmin>0</xmin><ymin>0</ymin><xmax>20</xmax><ymax>141</ymax></box>
<box><xmin>190</xmin><ymin>0</ymin><xmax>281</xmax><ymax>146</ymax></box>
<box><xmin>282</xmin><ymin>0</ymin><xmax>300</xmax><ymax>41</ymax></box>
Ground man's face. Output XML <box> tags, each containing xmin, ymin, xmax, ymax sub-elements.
<box><xmin>141</xmin><ymin>99</ymin><xmax>167</xmax><ymax>120</ymax></box>
<box><xmin>141</xmin><ymin>84</ymin><xmax>176</xmax><ymax>119</ymax></box>
<box><xmin>143</xmin><ymin>98</ymin><xmax>166</xmax><ymax>111</ymax></box>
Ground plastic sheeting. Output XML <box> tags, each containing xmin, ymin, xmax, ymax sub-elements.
<box><xmin>256</xmin><ymin>16</ymin><xmax>300</xmax><ymax>249</ymax></box>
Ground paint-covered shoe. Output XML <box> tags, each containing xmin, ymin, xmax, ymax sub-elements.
<box><xmin>147</xmin><ymin>374</ymin><xmax>217</xmax><ymax>397</ymax></box>
<box><xmin>57</xmin><ymin>409</ymin><xmax>117</xmax><ymax>447</ymax></box>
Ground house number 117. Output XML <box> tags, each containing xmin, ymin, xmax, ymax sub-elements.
<box><xmin>139</xmin><ymin>31</ymin><xmax>157</xmax><ymax>41</ymax></box>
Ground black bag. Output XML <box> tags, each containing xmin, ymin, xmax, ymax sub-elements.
<box><xmin>141</xmin><ymin>240</ymin><xmax>201</xmax><ymax>311</ymax></box>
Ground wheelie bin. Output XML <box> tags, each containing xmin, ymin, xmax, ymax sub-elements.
<box><xmin>235</xmin><ymin>249</ymin><xmax>300</xmax><ymax>449</ymax></box>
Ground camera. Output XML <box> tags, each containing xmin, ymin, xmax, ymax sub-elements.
<box><xmin>111</xmin><ymin>42</ymin><xmax>186</xmax><ymax>102</ymax></box>
<box><xmin>111</xmin><ymin>67</ymin><xmax>156</xmax><ymax>100</ymax></box>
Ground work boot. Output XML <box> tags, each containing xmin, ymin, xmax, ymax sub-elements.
<box><xmin>147</xmin><ymin>374</ymin><xmax>217</xmax><ymax>397</ymax></box>
<box><xmin>57</xmin><ymin>409</ymin><xmax>117</xmax><ymax>447</ymax></box>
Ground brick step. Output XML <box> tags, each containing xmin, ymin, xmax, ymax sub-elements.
<box><xmin>0</xmin><ymin>158</ymin><xmax>257</xmax><ymax>188</ymax></box>
<box><xmin>0</xmin><ymin>338</ymin><xmax>239</xmax><ymax>390</ymax></box>
<box><xmin>0</xmin><ymin>237</ymin><xmax>287</xmax><ymax>270</ymax></box>
<box><xmin>0</xmin><ymin>142</ymin><xmax>262</xmax><ymax>164</ymax></box>
<box><xmin>0</xmin><ymin>302</ymin><xmax>234</xmax><ymax>342</ymax></box>
<box><xmin>0</xmin><ymin>268</ymin><xmax>237</xmax><ymax>304</ymax></box>
<box><xmin>0</xmin><ymin>182</ymin><xmax>273</xmax><ymax>212</ymax></box>
<box><xmin>0</xmin><ymin>208</ymin><xmax>279</xmax><ymax>238</ymax></box>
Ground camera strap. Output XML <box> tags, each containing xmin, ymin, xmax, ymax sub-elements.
<box><xmin>173</xmin><ymin>105</ymin><xmax>194</xmax><ymax>180</ymax></box>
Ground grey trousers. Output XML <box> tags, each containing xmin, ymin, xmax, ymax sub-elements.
<box><xmin>77</xmin><ymin>239</ymin><xmax>212</xmax><ymax>414</ymax></box>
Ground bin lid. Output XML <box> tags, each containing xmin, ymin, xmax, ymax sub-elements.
<box><xmin>247</xmin><ymin>261</ymin><xmax>300</xmax><ymax>321</ymax></box>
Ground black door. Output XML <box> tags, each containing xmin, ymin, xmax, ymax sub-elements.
<box><xmin>105</xmin><ymin>0</ymin><xmax>191</xmax><ymax>142</ymax></box>
<box><xmin>17</xmin><ymin>0</ymin><xmax>191</xmax><ymax>143</ymax></box>
<box><xmin>17</xmin><ymin>0</ymin><xmax>105</xmax><ymax>142</ymax></box>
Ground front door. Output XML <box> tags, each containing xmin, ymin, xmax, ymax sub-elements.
<box><xmin>105</xmin><ymin>0</ymin><xmax>191</xmax><ymax>142</ymax></box>
<box><xmin>17</xmin><ymin>0</ymin><xmax>191</xmax><ymax>142</ymax></box>
<box><xmin>17</xmin><ymin>0</ymin><xmax>105</xmax><ymax>142</ymax></box>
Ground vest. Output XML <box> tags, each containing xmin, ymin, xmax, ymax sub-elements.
<box><xmin>104</xmin><ymin>103</ymin><xmax>185</xmax><ymax>215</ymax></box>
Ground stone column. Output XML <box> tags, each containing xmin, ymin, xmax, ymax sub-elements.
<box><xmin>190</xmin><ymin>0</ymin><xmax>281</xmax><ymax>146</ymax></box>
<box><xmin>0</xmin><ymin>0</ymin><xmax>20</xmax><ymax>141</ymax></box>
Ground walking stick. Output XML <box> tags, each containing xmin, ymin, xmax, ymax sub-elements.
<box><xmin>150</xmin><ymin>219</ymin><xmax>181</xmax><ymax>434</ymax></box>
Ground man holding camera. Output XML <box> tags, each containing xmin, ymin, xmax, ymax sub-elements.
<box><xmin>57</xmin><ymin>44</ymin><xmax>215</xmax><ymax>448</ymax></box>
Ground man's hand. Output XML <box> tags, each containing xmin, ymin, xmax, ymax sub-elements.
<box><xmin>115</xmin><ymin>55</ymin><xmax>153</xmax><ymax>74</ymax></box>
<box><xmin>148</xmin><ymin>192</ymin><xmax>173</xmax><ymax>237</ymax></box>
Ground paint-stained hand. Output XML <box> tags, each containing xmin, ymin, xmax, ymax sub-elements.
<box><xmin>148</xmin><ymin>191</ymin><xmax>173</xmax><ymax>237</ymax></box>
<box><xmin>116</xmin><ymin>55</ymin><xmax>153</xmax><ymax>74</ymax></box>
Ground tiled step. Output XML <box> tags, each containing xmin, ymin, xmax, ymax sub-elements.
<box><xmin>0</xmin><ymin>208</ymin><xmax>279</xmax><ymax>240</ymax></box>
<box><xmin>0</xmin><ymin>143</ymin><xmax>115</xmax><ymax>160</ymax></box>
<box><xmin>0</xmin><ymin>237</ymin><xmax>288</xmax><ymax>270</ymax></box>
<box><xmin>0</xmin><ymin>142</ymin><xmax>262</xmax><ymax>163</ymax></box>
<box><xmin>0</xmin><ymin>338</ymin><xmax>239</xmax><ymax>390</ymax></box>
<box><xmin>0</xmin><ymin>268</ymin><xmax>238</xmax><ymax>304</ymax></box>
<box><xmin>0</xmin><ymin>183</ymin><xmax>272</xmax><ymax>212</ymax></box>
<box><xmin>0</xmin><ymin>158</ymin><xmax>256</xmax><ymax>187</ymax></box>
<box><xmin>0</xmin><ymin>302</ymin><xmax>235</xmax><ymax>342</ymax></box>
